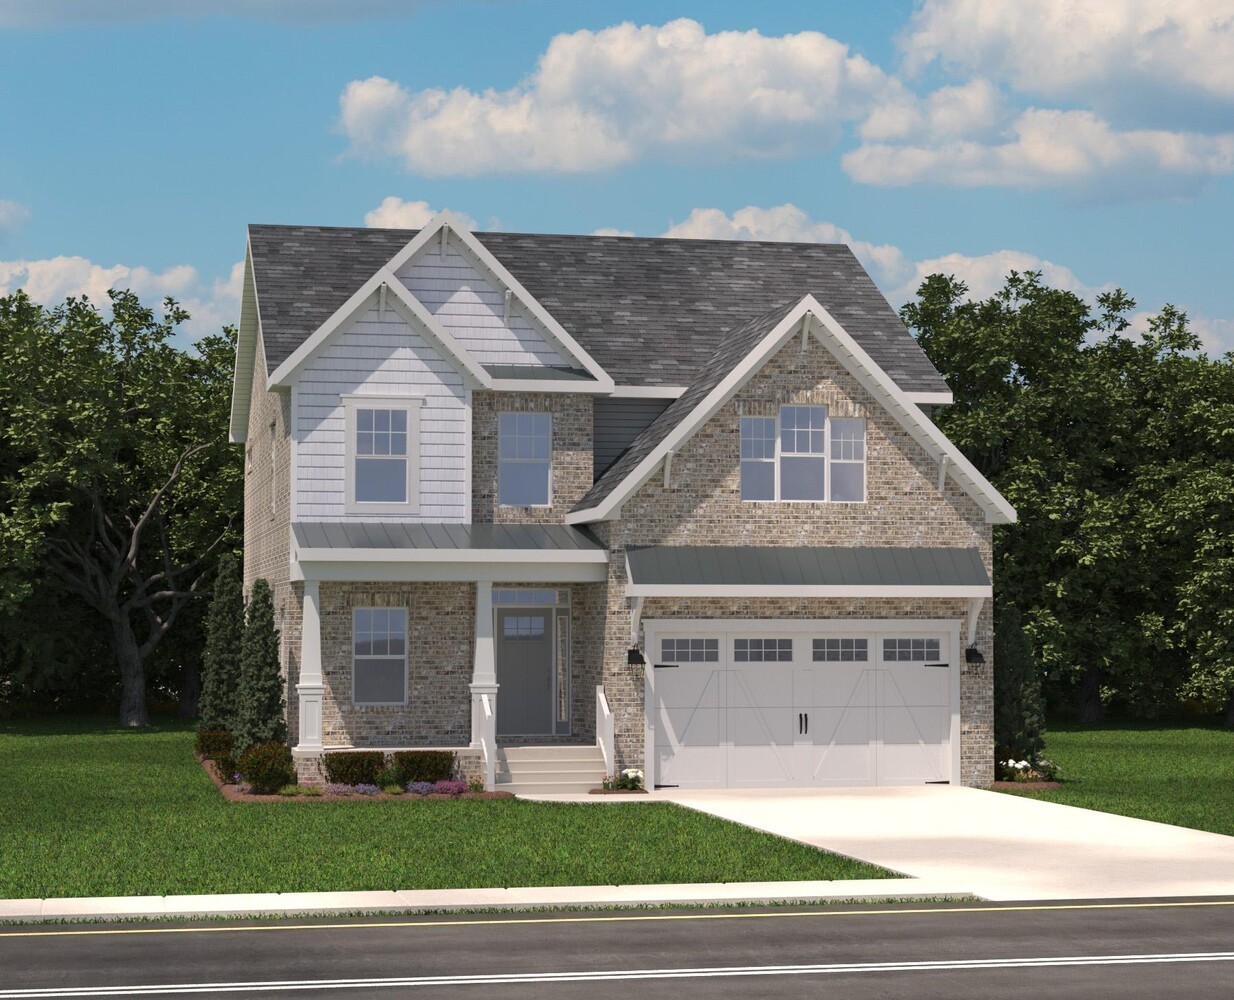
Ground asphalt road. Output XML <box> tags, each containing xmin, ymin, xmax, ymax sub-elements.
<box><xmin>2</xmin><ymin>898</ymin><xmax>1233</xmax><ymax>998</ymax></box>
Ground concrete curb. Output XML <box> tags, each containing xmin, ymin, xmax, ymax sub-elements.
<box><xmin>0</xmin><ymin>878</ymin><xmax>974</xmax><ymax>923</ymax></box>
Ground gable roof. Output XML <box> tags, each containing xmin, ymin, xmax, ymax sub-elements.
<box><xmin>245</xmin><ymin>223</ymin><xmax>950</xmax><ymax>396</ymax></box>
<box><xmin>568</xmin><ymin>295</ymin><xmax>1016</xmax><ymax>526</ymax></box>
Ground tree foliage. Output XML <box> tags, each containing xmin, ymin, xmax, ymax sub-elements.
<box><xmin>903</xmin><ymin>272</ymin><xmax>1234</xmax><ymax>723</ymax></box>
<box><xmin>993</xmin><ymin>598</ymin><xmax>1045</xmax><ymax>760</ymax></box>
<box><xmin>0</xmin><ymin>290</ymin><xmax>241</xmax><ymax>725</ymax></box>
<box><xmin>235</xmin><ymin>579</ymin><xmax>285</xmax><ymax>751</ymax></box>
<box><xmin>197</xmin><ymin>552</ymin><xmax>243</xmax><ymax>732</ymax></box>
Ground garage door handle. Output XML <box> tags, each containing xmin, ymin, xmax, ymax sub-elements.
<box><xmin>798</xmin><ymin>712</ymin><xmax>808</xmax><ymax>735</ymax></box>
<box><xmin>924</xmin><ymin>662</ymin><xmax>949</xmax><ymax>668</ymax></box>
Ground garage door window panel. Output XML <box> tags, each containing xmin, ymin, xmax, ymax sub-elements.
<box><xmin>661</xmin><ymin>637</ymin><xmax>719</xmax><ymax>663</ymax></box>
<box><xmin>884</xmin><ymin>637</ymin><xmax>942</xmax><ymax>662</ymax></box>
<box><xmin>734</xmin><ymin>637</ymin><xmax>793</xmax><ymax>662</ymax></box>
<box><xmin>813</xmin><ymin>637</ymin><xmax>869</xmax><ymax>662</ymax></box>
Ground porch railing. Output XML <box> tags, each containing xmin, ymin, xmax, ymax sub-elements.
<box><xmin>596</xmin><ymin>685</ymin><xmax>614</xmax><ymax>775</ymax></box>
<box><xmin>480</xmin><ymin>692</ymin><xmax>496</xmax><ymax>791</ymax></box>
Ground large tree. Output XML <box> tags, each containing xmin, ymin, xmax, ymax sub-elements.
<box><xmin>903</xmin><ymin>273</ymin><xmax>1234</xmax><ymax>724</ymax></box>
<box><xmin>0</xmin><ymin>290</ymin><xmax>241</xmax><ymax>726</ymax></box>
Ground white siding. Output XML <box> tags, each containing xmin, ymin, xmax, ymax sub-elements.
<box><xmin>400</xmin><ymin>243</ymin><xmax>569</xmax><ymax>368</ymax></box>
<box><xmin>295</xmin><ymin>305</ymin><xmax>468</xmax><ymax>522</ymax></box>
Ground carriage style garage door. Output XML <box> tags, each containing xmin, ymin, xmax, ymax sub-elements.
<box><xmin>647</xmin><ymin>622</ymin><xmax>959</xmax><ymax>789</ymax></box>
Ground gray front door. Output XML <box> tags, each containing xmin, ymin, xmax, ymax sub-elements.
<box><xmin>495</xmin><ymin>609</ymin><xmax>553</xmax><ymax>735</ymax></box>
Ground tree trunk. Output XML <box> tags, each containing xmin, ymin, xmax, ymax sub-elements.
<box><xmin>1223</xmin><ymin>691</ymin><xmax>1234</xmax><ymax>730</ymax></box>
<box><xmin>109</xmin><ymin>619</ymin><xmax>150</xmax><ymax>727</ymax></box>
<box><xmin>177</xmin><ymin>657</ymin><xmax>201</xmax><ymax>720</ymax></box>
<box><xmin>1077</xmin><ymin>665</ymin><xmax>1104</xmax><ymax>723</ymax></box>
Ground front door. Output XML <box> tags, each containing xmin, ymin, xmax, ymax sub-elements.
<box><xmin>495</xmin><ymin>609</ymin><xmax>553</xmax><ymax>735</ymax></box>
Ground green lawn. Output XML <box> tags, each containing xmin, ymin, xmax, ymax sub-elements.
<box><xmin>0</xmin><ymin>717</ymin><xmax>891</xmax><ymax>899</ymax></box>
<box><xmin>1003</xmin><ymin>723</ymin><xmax>1234</xmax><ymax>836</ymax></box>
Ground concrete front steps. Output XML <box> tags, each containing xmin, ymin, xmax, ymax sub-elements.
<box><xmin>496</xmin><ymin>745</ymin><xmax>606</xmax><ymax>796</ymax></box>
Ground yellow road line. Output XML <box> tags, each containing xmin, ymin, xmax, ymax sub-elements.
<box><xmin>2</xmin><ymin>898</ymin><xmax>1233</xmax><ymax>939</ymax></box>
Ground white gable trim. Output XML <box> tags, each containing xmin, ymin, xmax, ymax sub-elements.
<box><xmin>565</xmin><ymin>294</ymin><xmax>1016</xmax><ymax>526</ymax></box>
<box><xmin>388</xmin><ymin>211</ymin><xmax>615</xmax><ymax>392</ymax></box>
<box><xmin>265</xmin><ymin>265</ymin><xmax>491</xmax><ymax>390</ymax></box>
<box><xmin>906</xmin><ymin>390</ymin><xmax>953</xmax><ymax>405</ymax></box>
<box><xmin>228</xmin><ymin>246</ymin><xmax>261</xmax><ymax>443</ymax></box>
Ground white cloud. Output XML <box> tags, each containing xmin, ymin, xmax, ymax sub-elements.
<box><xmin>858</xmin><ymin>78</ymin><xmax>1007</xmax><ymax>143</ymax></box>
<box><xmin>0</xmin><ymin>1</ymin><xmax>437</xmax><ymax>26</ymax></box>
<box><xmin>591</xmin><ymin>228</ymin><xmax>635</xmax><ymax>238</ymax></box>
<box><xmin>339</xmin><ymin>18</ymin><xmax>902</xmax><ymax>175</ymax></box>
<box><xmin>0</xmin><ymin>256</ymin><xmax>242</xmax><ymax>340</ymax></box>
<box><xmin>844</xmin><ymin>109</ymin><xmax>1234</xmax><ymax>197</ymax></box>
<box><xmin>364</xmin><ymin>197</ymin><xmax>477</xmax><ymax>230</ymax></box>
<box><xmin>901</xmin><ymin>0</ymin><xmax>1234</xmax><ymax>126</ymax></box>
<box><xmin>0</xmin><ymin>200</ymin><xmax>31</xmax><ymax>236</ymax></box>
<box><xmin>1184</xmin><ymin>313</ymin><xmax>1234</xmax><ymax>355</ymax></box>
<box><xmin>885</xmin><ymin>249</ymin><xmax>1107</xmax><ymax>306</ymax></box>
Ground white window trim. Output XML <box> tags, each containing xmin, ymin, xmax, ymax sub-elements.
<box><xmin>342</xmin><ymin>394</ymin><xmax>422</xmax><ymax>515</ymax></box>
<box><xmin>740</xmin><ymin>405</ymin><xmax>867</xmax><ymax>504</ymax></box>
<box><xmin>351</xmin><ymin>606</ymin><xmax>409</xmax><ymax>707</ymax></box>
<box><xmin>498</xmin><ymin>410</ymin><xmax>553</xmax><ymax>509</ymax></box>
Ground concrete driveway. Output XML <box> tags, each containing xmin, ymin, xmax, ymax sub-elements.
<box><xmin>662</xmin><ymin>786</ymin><xmax>1234</xmax><ymax>901</ymax></box>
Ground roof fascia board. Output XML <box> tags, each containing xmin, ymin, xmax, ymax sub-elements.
<box><xmin>626</xmin><ymin>583</ymin><xmax>992</xmax><ymax>598</ymax></box>
<box><xmin>906</xmin><ymin>391</ymin><xmax>953</xmax><ymax>405</ymax></box>
<box><xmin>377</xmin><ymin>268</ymin><xmax>491</xmax><ymax>387</ymax></box>
<box><xmin>565</xmin><ymin>299</ymin><xmax>816</xmax><ymax>524</ymax></box>
<box><xmin>803</xmin><ymin>302</ymin><xmax>1016</xmax><ymax>524</ymax></box>
<box><xmin>293</xmin><ymin>558</ymin><xmax>608</xmax><ymax>584</ymax></box>
<box><xmin>389</xmin><ymin>211</ymin><xmax>614</xmax><ymax>391</ymax></box>
<box><xmin>609</xmin><ymin>385</ymin><xmax>686</xmax><ymax>399</ymax></box>
<box><xmin>227</xmin><ymin>245</ymin><xmax>260</xmax><ymax>443</ymax></box>
<box><xmin>295</xmin><ymin>546</ymin><xmax>607</xmax><ymax>564</ymax></box>
<box><xmin>488</xmin><ymin>378</ymin><xmax>609</xmax><ymax>395</ymax></box>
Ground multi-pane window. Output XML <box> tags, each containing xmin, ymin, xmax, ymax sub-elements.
<box><xmin>660</xmin><ymin>638</ymin><xmax>719</xmax><ymax>663</ymax></box>
<box><xmin>829</xmin><ymin>418</ymin><xmax>866</xmax><ymax>502</ymax></box>
<box><xmin>779</xmin><ymin>405</ymin><xmax>827</xmax><ymax>500</ymax></box>
<box><xmin>883</xmin><ymin>638</ymin><xmax>942</xmax><ymax>662</ymax></box>
<box><xmin>355</xmin><ymin>408</ymin><xmax>409</xmax><ymax>503</ymax></box>
<box><xmin>502</xmin><ymin>614</ymin><xmax>547</xmax><ymax>639</ymax></box>
<box><xmin>738</xmin><ymin>406</ymin><xmax>866</xmax><ymax>503</ymax></box>
<box><xmin>813</xmin><ymin>638</ymin><xmax>869</xmax><ymax>662</ymax></box>
<box><xmin>739</xmin><ymin>416</ymin><xmax>777</xmax><ymax>501</ymax></box>
<box><xmin>352</xmin><ymin>608</ymin><xmax>407</xmax><ymax>706</ymax></box>
<box><xmin>499</xmin><ymin>412</ymin><xmax>551</xmax><ymax>506</ymax></box>
<box><xmin>734</xmin><ymin>638</ymin><xmax>793</xmax><ymax>662</ymax></box>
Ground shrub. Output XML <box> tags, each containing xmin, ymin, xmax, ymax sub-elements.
<box><xmin>994</xmin><ymin>599</ymin><xmax>1045</xmax><ymax>763</ymax></box>
<box><xmin>433</xmin><ymin>779</ymin><xmax>468</xmax><ymax>796</ymax></box>
<box><xmin>198</xmin><ymin>553</ymin><xmax>243</xmax><ymax>732</ymax></box>
<box><xmin>468</xmin><ymin>779</ymin><xmax>485</xmax><ymax>793</ymax></box>
<box><xmin>323</xmin><ymin>751</ymin><xmax>384</xmax><ymax>786</ymax></box>
<box><xmin>235</xmin><ymin>579</ymin><xmax>286</xmax><ymax>752</ymax></box>
<box><xmin>301</xmin><ymin>785</ymin><xmax>323</xmax><ymax>796</ymax></box>
<box><xmin>382</xmin><ymin>785</ymin><xmax>404</xmax><ymax>795</ymax></box>
<box><xmin>215</xmin><ymin>753</ymin><xmax>237</xmax><ymax>784</ymax></box>
<box><xmin>195</xmin><ymin>729</ymin><xmax>233</xmax><ymax>760</ymax></box>
<box><xmin>353</xmin><ymin>783</ymin><xmax>381</xmax><ymax>796</ymax></box>
<box><xmin>406</xmin><ymin>781</ymin><xmax>435</xmax><ymax>796</ymax></box>
<box><xmin>390</xmin><ymin>750</ymin><xmax>455</xmax><ymax>785</ymax></box>
<box><xmin>237</xmin><ymin>741</ymin><xmax>294</xmax><ymax>794</ymax></box>
<box><xmin>277</xmin><ymin>784</ymin><xmax>300</xmax><ymax>797</ymax></box>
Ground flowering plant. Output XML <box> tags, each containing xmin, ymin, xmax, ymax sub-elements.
<box><xmin>603</xmin><ymin>768</ymin><xmax>645</xmax><ymax>791</ymax></box>
<box><xmin>998</xmin><ymin>757</ymin><xmax>1061</xmax><ymax>782</ymax></box>
<box><xmin>406</xmin><ymin>781</ymin><xmax>436</xmax><ymax>796</ymax></box>
<box><xmin>353</xmin><ymin>783</ymin><xmax>381</xmax><ymax>796</ymax></box>
<box><xmin>433</xmin><ymin>779</ymin><xmax>469</xmax><ymax>796</ymax></box>
<box><xmin>324</xmin><ymin>783</ymin><xmax>355</xmax><ymax>796</ymax></box>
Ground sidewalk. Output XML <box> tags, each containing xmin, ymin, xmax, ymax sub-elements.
<box><xmin>0</xmin><ymin>877</ymin><xmax>971</xmax><ymax>923</ymax></box>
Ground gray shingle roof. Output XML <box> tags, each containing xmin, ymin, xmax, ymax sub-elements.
<box><xmin>625</xmin><ymin>545</ymin><xmax>989</xmax><ymax>589</ymax></box>
<box><xmin>572</xmin><ymin>300</ymin><xmax>797</xmax><ymax>514</ymax></box>
<box><xmin>246</xmin><ymin>224</ymin><xmax>947</xmax><ymax>394</ymax></box>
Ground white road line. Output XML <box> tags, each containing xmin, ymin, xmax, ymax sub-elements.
<box><xmin>3</xmin><ymin>952</ymin><xmax>1234</xmax><ymax>996</ymax></box>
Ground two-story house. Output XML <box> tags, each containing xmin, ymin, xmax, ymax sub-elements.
<box><xmin>229</xmin><ymin>211</ymin><xmax>1015</xmax><ymax>793</ymax></box>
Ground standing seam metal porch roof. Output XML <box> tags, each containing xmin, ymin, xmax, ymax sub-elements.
<box><xmin>625</xmin><ymin>546</ymin><xmax>990</xmax><ymax>589</ymax></box>
<box><xmin>293</xmin><ymin>522</ymin><xmax>604</xmax><ymax>553</ymax></box>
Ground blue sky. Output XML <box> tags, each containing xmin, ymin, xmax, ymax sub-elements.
<box><xmin>1</xmin><ymin>0</ymin><xmax>1231</xmax><ymax>350</ymax></box>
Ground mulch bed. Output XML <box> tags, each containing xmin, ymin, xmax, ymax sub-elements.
<box><xmin>197</xmin><ymin>755</ymin><xmax>514</xmax><ymax>802</ymax></box>
<box><xmin>992</xmin><ymin>780</ymin><xmax>1062</xmax><ymax>791</ymax></box>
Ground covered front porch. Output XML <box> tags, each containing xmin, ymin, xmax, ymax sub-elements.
<box><xmin>287</xmin><ymin>522</ymin><xmax>613</xmax><ymax>789</ymax></box>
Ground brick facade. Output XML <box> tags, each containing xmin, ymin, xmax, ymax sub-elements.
<box><xmin>471</xmin><ymin>391</ymin><xmax>593</xmax><ymax>523</ymax></box>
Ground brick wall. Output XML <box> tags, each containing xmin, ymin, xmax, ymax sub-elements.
<box><xmin>596</xmin><ymin>334</ymin><xmax>995</xmax><ymax>787</ymax></box>
<box><xmin>471</xmin><ymin>391</ymin><xmax>593</xmax><ymax>523</ymax></box>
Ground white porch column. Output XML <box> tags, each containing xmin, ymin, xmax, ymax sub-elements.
<box><xmin>470</xmin><ymin>581</ymin><xmax>499</xmax><ymax>748</ymax></box>
<box><xmin>295</xmin><ymin>579</ymin><xmax>324</xmax><ymax>752</ymax></box>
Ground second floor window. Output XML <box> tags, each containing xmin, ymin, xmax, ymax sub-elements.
<box><xmin>499</xmin><ymin>412</ymin><xmax>551</xmax><ymax>506</ymax></box>
<box><xmin>740</xmin><ymin>405</ymin><xmax>866</xmax><ymax>503</ymax></box>
<box><xmin>344</xmin><ymin>396</ymin><xmax>420</xmax><ymax>514</ymax></box>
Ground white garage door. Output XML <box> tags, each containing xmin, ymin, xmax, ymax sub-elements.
<box><xmin>650</xmin><ymin>625</ymin><xmax>956</xmax><ymax>789</ymax></box>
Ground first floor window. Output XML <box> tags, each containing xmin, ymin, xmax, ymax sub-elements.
<box><xmin>353</xmin><ymin>607</ymin><xmax>407</xmax><ymax>706</ymax></box>
<box><xmin>499</xmin><ymin>411</ymin><xmax>551</xmax><ymax>506</ymax></box>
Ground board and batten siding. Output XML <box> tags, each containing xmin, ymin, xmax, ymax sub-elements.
<box><xmin>295</xmin><ymin>305</ymin><xmax>468</xmax><ymax>522</ymax></box>
<box><xmin>593</xmin><ymin>398</ymin><xmax>672</xmax><ymax>480</ymax></box>
<box><xmin>399</xmin><ymin>242</ymin><xmax>569</xmax><ymax>369</ymax></box>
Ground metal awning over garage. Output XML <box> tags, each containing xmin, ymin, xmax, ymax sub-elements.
<box><xmin>625</xmin><ymin>546</ymin><xmax>990</xmax><ymax>598</ymax></box>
